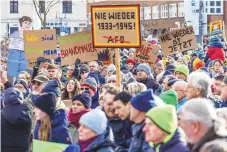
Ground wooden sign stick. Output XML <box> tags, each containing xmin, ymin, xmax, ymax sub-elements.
<box><xmin>115</xmin><ymin>48</ymin><xmax>121</xmax><ymax>91</ymax></box>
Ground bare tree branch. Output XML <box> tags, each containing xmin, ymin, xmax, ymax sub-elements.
<box><xmin>46</xmin><ymin>0</ymin><xmax>60</xmax><ymax>14</ymax></box>
<box><xmin>32</xmin><ymin>0</ymin><xmax>43</xmax><ymax>22</ymax></box>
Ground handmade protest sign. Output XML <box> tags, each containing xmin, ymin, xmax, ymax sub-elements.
<box><xmin>91</xmin><ymin>5</ymin><xmax>141</xmax><ymax>48</ymax></box>
<box><xmin>59</xmin><ymin>31</ymin><xmax>100</xmax><ymax>66</ymax></box>
<box><xmin>209</xmin><ymin>20</ymin><xmax>223</xmax><ymax>36</ymax></box>
<box><xmin>24</xmin><ymin>29</ymin><xmax>57</xmax><ymax>60</ymax></box>
<box><xmin>33</xmin><ymin>139</ymin><xmax>68</xmax><ymax>152</ymax></box>
<box><xmin>134</xmin><ymin>41</ymin><xmax>160</xmax><ymax>65</ymax></box>
<box><xmin>159</xmin><ymin>26</ymin><xmax>196</xmax><ymax>56</ymax></box>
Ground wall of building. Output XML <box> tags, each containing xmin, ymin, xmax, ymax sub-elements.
<box><xmin>0</xmin><ymin>0</ymin><xmax>87</xmax><ymax>38</ymax></box>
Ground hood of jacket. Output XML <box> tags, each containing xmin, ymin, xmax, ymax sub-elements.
<box><xmin>51</xmin><ymin>109</ymin><xmax>68</xmax><ymax>128</ymax></box>
<box><xmin>152</xmin><ymin>129</ymin><xmax>189</xmax><ymax>152</ymax></box>
<box><xmin>85</xmin><ymin>127</ymin><xmax>116</xmax><ymax>152</ymax></box>
<box><xmin>1</xmin><ymin>104</ymin><xmax>32</xmax><ymax>126</ymax></box>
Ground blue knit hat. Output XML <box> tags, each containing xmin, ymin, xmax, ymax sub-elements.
<box><xmin>72</xmin><ymin>93</ymin><xmax>92</xmax><ymax>108</ymax></box>
<box><xmin>79</xmin><ymin>109</ymin><xmax>107</xmax><ymax>135</ymax></box>
<box><xmin>163</xmin><ymin>70</ymin><xmax>172</xmax><ymax>77</ymax></box>
<box><xmin>34</xmin><ymin>93</ymin><xmax>56</xmax><ymax>117</ymax></box>
<box><xmin>3</xmin><ymin>88</ymin><xmax>24</xmax><ymax>106</ymax></box>
<box><xmin>14</xmin><ymin>79</ymin><xmax>29</xmax><ymax>92</ymax></box>
<box><xmin>137</xmin><ymin>63</ymin><xmax>151</xmax><ymax>75</ymax></box>
<box><xmin>130</xmin><ymin>89</ymin><xmax>163</xmax><ymax>112</ymax></box>
<box><xmin>42</xmin><ymin>80</ymin><xmax>61</xmax><ymax>97</ymax></box>
<box><xmin>166</xmin><ymin>64</ymin><xmax>176</xmax><ymax>72</ymax></box>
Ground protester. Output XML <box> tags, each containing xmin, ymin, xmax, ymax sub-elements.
<box><xmin>210</xmin><ymin>59</ymin><xmax>224</xmax><ymax>78</ymax></box>
<box><xmin>172</xmin><ymin>81</ymin><xmax>188</xmax><ymax>114</ymax></box>
<box><xmin>113</xmin><ymin>91</ymin><xmax>133</xmax><ymax>149</ymax></box>
<box><xmin>66</xmin><ymin>65</ymin><xmax>75</xmax><ymax>80</ymax></box>
<box><xmin>178</xmin><ymin>98</ymin><xmax>227</xmax><ymax>152</ymax></box>
<box><xmin>1</xmin><ymin>88</ymin><xmax>32</xmax><ymax>152</ymax></box>
<box><xmin>212</xmin><ymin>74</ymin><xmax>225</xmax><ymax>98</ymax></box>
<box><xmin>174</xmin><ymin>65</ymin><xmax>189</xmax><ymax>81</ymax></box>
<box><xmin>68</xmin><ymin>93</ymin><xmax>91</xmax><ymax>143</ymax></box>
<box><xmin>162</xmin><ymin>75</ymin><xmax>176</xmax><ymax>91</ymax></box>
<box><xmin>125</xmin><ymin>82</ymin><xmax>147</xmax><ymax>97</ymax></box>
<box><xmin>126</xmin><ymin>58</ymin><xmax>136</xmax><ymax>72</ymax></box>
<box><xmin>64</xmin><ymin>109</ymin><xmax>116</xmax><ymax>152</ymax></box>
<box><xmin>19</xmin><ymin>71</ymin><xmax>31</xmax><ymax>82</ymax></box>
<box><xmin>129</xmin><ymin>89</ymin><xmax>164</xmax><ymax>152</ymax></box>
<box><xmin>34</xmin><ymin>93</ymin><xmax>72</xmax><ymax>144</ymax></box>
<box><xmin>62</xmin><ymin>78</ymin><xmax>80</xmax><ymax>100</ymax></box>
<box><xmin>159</xmin><ymin>89</ymin><xmax>178</xmax><ymax>109</ymax></box>
<box><xmin>136</xmin><ymin>63</ymin><xmax>160</xmax><ymax>92</ymax></box>
<box><xmin>14</xmin><ymin>79</ymin><xmax>30</xmax><ymax>98</ymax></box>
<box><xmin>47</xmin><ymin>64</ymin><xmax>59</xmax><ymax>80</ymax></box>
<box><xmin>143</xmin><ymin>105</ymin><xmax>189</xmax><ymax>152</ymax></box>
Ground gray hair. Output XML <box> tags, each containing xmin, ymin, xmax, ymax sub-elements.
<box><xmin>127</xmin><ymin>82</ymin><xmax>147</xmax><ymax>97</ymax></box>
<box><xmin>187</xmin><ymin>71</ymin><xmax>211</xmax><ymax>98</ymax></box>
<box><xmin>182</xmin><ymin>98</ymin><xmax>216</xmax><ymax>128</ymax></box>
<box><xmin>172</xmin><ymin>80</ymin><xmax>188</xmax><ymax>90</ymax></box>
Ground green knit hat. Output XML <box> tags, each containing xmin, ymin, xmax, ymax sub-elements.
<box><xmin>175</xmin><ymin>65</ymin><xmax>189</xmax><ymax>77</ymax></box>
<box><xmin>146</xmin><ymin>105</ymin><xmax>178</xmax><ymax>134</ymax></box>
<box><xmin>159</xmin><ymin>90</ymin><xmax>178</xmax><ymax>109</ymax></box>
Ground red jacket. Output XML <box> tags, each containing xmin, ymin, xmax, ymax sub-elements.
<box><xmin>207</xmin><ymin>47</ymin><xmax>225</xmax><ymax>62</ymax></box>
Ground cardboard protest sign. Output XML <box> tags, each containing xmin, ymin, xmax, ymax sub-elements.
<box><xmin>159</xmin><ymin>26</ymin><xmax>196</xmax><ymax>56</ymax></box>
<box><xmin>91</xmin><ymin>5</ymin><xmax>141</xmax><ymax>48</ymax></box>
<box><xmin>24</xmin><ymin>29</ymin><xmax>57</xmax><ymax>60</ymax></box>
<box><xmin>209</xmin><ymin>20</ymin><xmax>223</xmax><ymax>36</ymax></box>
<box><xmin>59</xmin><ymin>31</ymin><xmax>100</xmax><ymax>66</ymax></box>
<box><xmin>134</xmin><ymin>41</ymin><xmax>160</xmax><ymax>65</ymax></box>
<box><xmin>33</xmin><ymin>139</ymin><xmax>68</xmax><ymax>152</ymax></box>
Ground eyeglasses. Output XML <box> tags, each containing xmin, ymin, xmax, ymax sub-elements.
<box><xmin>32</xmin><ymin>81</ymin><xmax>41</xmax><ymax>86</ymax></box>
<box><xmin>80</xmin><ymin>87</ymin><xmax>90</xmax><ymax>91</ymax></box>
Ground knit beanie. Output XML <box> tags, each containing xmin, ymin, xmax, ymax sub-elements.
<box><xmin>79</xmin><ymin>109</ymin><xmax>107</xmax><ymax>135</ymax></box>
<box><xmin>14</xmin><ymin>79</ymin><xmax>29</xmax><ymax>92</ymax></box>
<box><xmin>107</xmin><ymin>75</ymin><xmax>116</xmax><ymax>83</ymax></box>
<box><xmin>166</xmin><ymin>64</ymin><xmax>176</xmax><ymax>72</ymax></box>
<box><xmin>34</xmin><ymin>93</ymin><xmax>56</xmax><ymax>117</ymax></box>
<box><xmin>72</xmin><ymin>93</ymin><xmax>92</xmax><ymax>108</ymax></box>
<box><xmin>126</xmin><ymin>58</ymin><xmax>136</xmax><ymax>66</ymax></box>
<box><xmin>130</xmin><ymin>89</ymin><xmax>164</xmax><ymax>112</ymax></box>
<box><xmin>3</xmin><ymin>87</ymin><xmax>24</xmax><ymax>106</ymax></box>
<box><xmin>42</xmin><ymin>80</ymin><xmax>61</xmax><ymax>97</ymax></box>
<box><xmin>87</xmin><ymin>72</ymin><xmax>99</xmax><ymax>84</ymax></box>
<box><xmin>107</xmin><ymin>64</ymin><xmax>116</xmax><ymax>73</ymax></box>
<box><xmin>146</xmin><ymin>105</ymin><xmax>178</xmax><ymax>134</ymax></box>
<box><xmin>80</xmin><ymin>65</ymin><xmax>89</xmax><ymax>73</ymax></box>
<box><xmin>81</xmin><ymin>77</ymin><xmax>97</xmax><ymax>93</ymax></box>
<box><xmin>193</xmin><ymin>58</ymin><xmax>205</xmax><ymax>70</ymax></box>
<box><xmin>163</xmin><ymin>70</ymin><xmax>172</xmax><ymax>77</ymax></box>
<box><xmin>137</xmin><ymin>63</ymin><xmax>151</xmax><ymax>75</ymax></box>
<box><xmin>159</xmin><ymin>90</ymin><xmax>178</xmax><ymax>109</ymax></box>
<box><xmin>177</xmin><ymin>57</ymin><xmax>188</xmax><ymax>65</ymax></box>
<box><xmin>175</xmin><ymin>65</ymin><xmax>189</xmax><ymax>77</ymax></box>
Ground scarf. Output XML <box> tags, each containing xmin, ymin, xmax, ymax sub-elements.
<box><xmin>68</xmin><ymin>109</ymin><xmax>89</xmax><ymax>128</ymax></box>
<box><xmin>79</xmin><ymin>136</ymin><xmax>98</xmax><ymax>152</ymax></box>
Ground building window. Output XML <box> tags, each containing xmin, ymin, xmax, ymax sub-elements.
<box><xmin>178</xmin><ymin>2</ymin><xmax>184</xmax><ymax>17</ymax></box>
<box><xmin>144</xmin><ymin>6</ymin><xmax>151</xmax><ymax>20</ymax></box>
<box><xmin>10</xmin><ymin>0</ymin><xmax>18</xmax><ymax>13</ymax></box>
<box><xmin>206</xmin><ymin>0</ymin><xmax>223</xmax><ymax>14</ymax></box>
<box><xmin>152</xmin><ymin>5</ymin><xmax>159</xmax><ymax>19</ymax></box>
<box><xmin>54</xmin><ymin>27</ymin><xmax>60</xmax><ymax>35</ymax></box>
<box><xmin>169</xmin><ymin>3</ymin><xmax>177</xmax><ymax>18</ymax></box>
<box><xmin>39</xmin><ymin>0</ymin><xmax>45</xmax><ymax>13</ymax></box>
<box><xmin>161</xmin><ymin>4</ymin><xmax>168</xmax><ymax>19</ymax></box>
<box><xmin>63</xmin><ymin>0</ymin><xmax>72</xmax><ymax>13</ymax></box>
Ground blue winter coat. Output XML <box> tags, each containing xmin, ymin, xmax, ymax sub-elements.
<box><xmin>129</xmin><ymin>121</ymin><xmax>154</xmax><ymax>152</ymax></box>
<box><xmin>214</xmin><ymin>100</ymin><xmax>227</xmax><ymax>108</ymax></box>
<box><xmin>64</xmin><ymin>127</ymin><xmax>116</xmax><ymax>152</ymax></box>
<box><xmin>108</xmin><ymin>117</ymin><xmax>133</xmax><ymax>149</ymax></box>
<box><xmin>151</xmin><ymin>129</ymin><xmax>189</xmax><ymax>152</ymax></box>
<box><xmin>177</xmin><ymin>97</ymin><xmax>187</xmax><ymax>114</ymax></box>
<box><xmin>34</xmin><ymin>109</ymin><xmax>72</xmax><ymax>144</ymax></box>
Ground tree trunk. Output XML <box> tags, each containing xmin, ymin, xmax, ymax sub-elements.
<box><xmin>43</xmin><ymin>14</ymin><xmax>47</xmax><ymax>29</ymax></box>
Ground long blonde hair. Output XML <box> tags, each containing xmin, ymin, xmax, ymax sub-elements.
<box><xmin>38</xmin><ymin>116</ymin><xmax>52</xmax><ymax>141</ymax></box>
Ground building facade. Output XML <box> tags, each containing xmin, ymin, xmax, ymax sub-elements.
<box><xmin>0</xmin><ymin>0</ymin><xmax>87</xmax><ymax>38</ymax></box>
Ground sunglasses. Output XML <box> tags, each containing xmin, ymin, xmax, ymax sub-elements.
<box><xmin>80</xmin><ymin>87</ymin><xmax>90</xmax><ymax>91</ymax></box>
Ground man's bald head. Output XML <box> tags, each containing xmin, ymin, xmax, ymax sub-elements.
<box><xmin>172</xmin><ymin>81</ymin><xmax>188</xmax><ymax>101</ymax></box>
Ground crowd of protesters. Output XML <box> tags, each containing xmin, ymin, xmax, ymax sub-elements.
<box><xmin>1</xmin><ymin>34</ymin><xmax>227</xmax><ymax>152</ymax></box>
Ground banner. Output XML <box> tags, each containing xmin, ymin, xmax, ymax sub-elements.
<box><xmin>209</xmin><ymin>20</ymin><xmax>223</xmax><ymax>36</ymax></box>
<box><xmin>33</xmin><ymin>139</ymin><xmax>68</xmax><ymax>152</ymax></box>
<box><xmin>24</xmin><ymin>29</ymin><xmax>57</xmax><ymax>60</ymax></box>
<box><xmin>134</xmin><ymin>41</ymin><xmax>160</xmax><ymax>65</ymax></box>
<box><xmin>59</xmin><ymin>31</ymin><xmax>99</xmax><ymax>66</ymax></box>
<box><xmin>91</xmin><ymin>5</ymin><xmax>141</xmax><ymax>48</ymax></box>
<box><xmin>159</xmin><ymin>26</ymin><xmax>196</xmax><ymax>56</ymax></box>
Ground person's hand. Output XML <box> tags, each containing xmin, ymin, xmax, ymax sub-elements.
<box><xmin>0</xmin><ymin>71</ymin><xmax>8</xmax><ymax>84</ymax></box>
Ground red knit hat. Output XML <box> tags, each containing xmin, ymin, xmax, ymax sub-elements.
<box><xmin>126</xmin><ymin>59</ymin><xmax>136</xmax><ymax>66</ymax></box>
